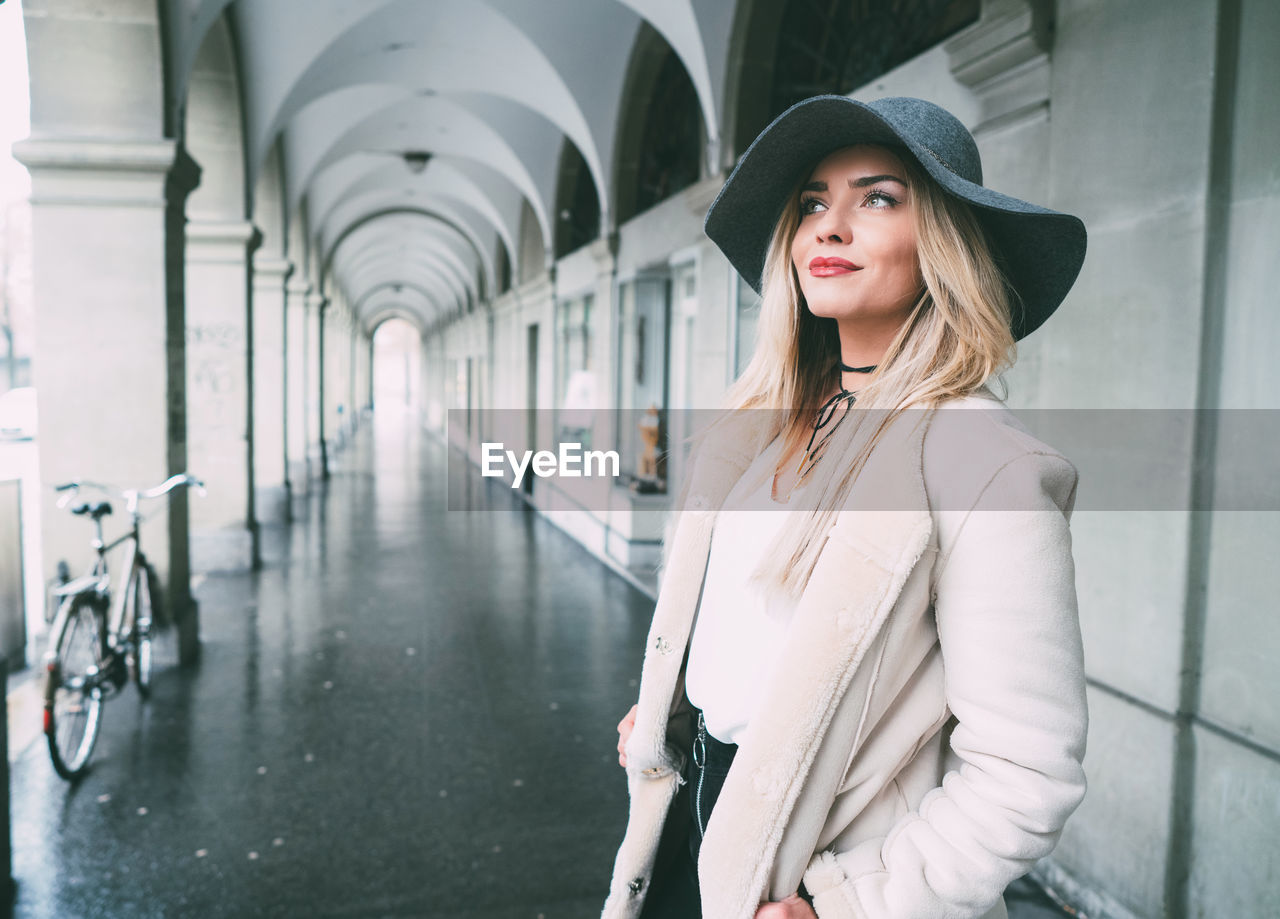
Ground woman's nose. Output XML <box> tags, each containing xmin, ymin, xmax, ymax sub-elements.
<box><xmin>814</xmin><ymin>208</ymin><xmax>848</xmax><ymax>244</ymax></box>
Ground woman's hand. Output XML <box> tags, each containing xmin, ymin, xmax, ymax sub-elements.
<box><xmin>754</xmin><ymin>894</ymin><xmax>817</xmax><ymax>918</ymax></box>
<box><xmin>616</xmin><ymin>704</ymin><xmax>638</xmax><ymax>767</ymax></box>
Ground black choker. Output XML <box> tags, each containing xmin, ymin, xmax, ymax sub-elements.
<box><xmin>839</xmin><ymin>361</ymin><xmax>878</xmax><ymax>373</ymax></box>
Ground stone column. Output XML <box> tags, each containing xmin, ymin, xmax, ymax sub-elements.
<box><xmin>285</xmin><ymin>277</ymin><xmax>311</xmax><ymax>494</ymax></box>
<box><xmin>14</xmin><ymin>138</ymin><xmax>202</xmax><ymax>661</ymax></box>
<box><xmin>322</xmin><ymin>303</ymin><xmax>341</xmax><ymax>454</ymax></box>
<box><xmin>252</xmin><ymin>255</ymin><xmax>291</xmax><ymax>524</ymax></box>
<box><xmin>366</xmin><ymin>335</ymin><xmax>376</xmax><ymax>416</ymax></box>
<box><xmin>348</xmin><ymin>316</ymin><xmax>360</xmax><ymax>436</ymax></box>
<box><xmin>185</xmin><ymin>220</ymin><xmax>261</xmax><ymax>572</ymax></box>
<box><xmin>330</xmin><ymin>306</ymin><xmax>351</xmax><ymax>447</ymax></box>
<box><xmin>355</xmin><ymin>328</ymin><xmax>370</xmax><ymax>417</ymax></box>
<box><xmin>306</xmin><ymin>292</ymin><xmax>327</xmax><ymax>480</ymax></box>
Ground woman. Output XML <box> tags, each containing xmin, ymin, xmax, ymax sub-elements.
<box><xmin>604</xmin><ymin>96</ymin><xmax>1089</xmax><ymax>919</ymax></box>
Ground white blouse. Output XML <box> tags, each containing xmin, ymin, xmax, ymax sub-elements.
<box><xmin>685</xmin><ymin>436</ymin><xmax>804</xmax><ymax>745</ymax></box>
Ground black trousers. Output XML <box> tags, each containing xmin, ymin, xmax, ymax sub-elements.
<box><xmin>639</xmin><ymin>713</ymin><xmax>736</xmax><ymax>919</ymax></box>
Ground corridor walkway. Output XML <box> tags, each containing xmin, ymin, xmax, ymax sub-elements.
<box><xmin>7</xmin><ymin>412</ymin><xmax>1070</xmax><ymax>919</ymax></box>
<box><xmin>10</xmin><ymin>412</ymin><xmax>654</xmax><ymax>918</ymax></box>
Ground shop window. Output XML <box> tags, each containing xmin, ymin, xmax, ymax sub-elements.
<box><xmin>616</xmin><ymin>276</ymin><xmax>670</xmax><ymax>492</ymax></box>
<box><xmin>556</xmin><ymin>294</ymin><xmax>595</xmax><ymax>449</ymax></box>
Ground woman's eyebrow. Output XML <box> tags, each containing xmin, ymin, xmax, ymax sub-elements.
<box><xmin>850</xmin><ymin>174</ymin><xmax>906</xmax><ymax>188</ymax></box>
<box><xmin>800</xmin><ymin>174</ymin><xmax>907</xmax><ymax>193</ymax></box>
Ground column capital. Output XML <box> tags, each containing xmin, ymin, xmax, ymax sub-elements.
<box><xmin>946</xmin><ymin>0</ymin><xmax>1052</xmax><ymax>132</ymax></box>
<box><xmin>286</xmin><ymin>278</ymin><xmax>313</xmax><ymax>299</ymax></box>
<box><xmin>13</xmin><ymin>136</ymin><xmax>199</xmax><ymax>207</ymax></box>
<box><xmin>253</xmin><ymin>254</ymin><xmax>294</xmax><ymax>283</ymax></box>
<box><xmin>187</xmin><ymin>219</ymin><xmax>262</xmax><ymax>263</ymax></box>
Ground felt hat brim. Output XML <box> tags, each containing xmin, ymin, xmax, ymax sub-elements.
<box><xmin>704</xmin><ymin>95</ymin><xmax>1086</xmax><ymax>341</ymax></box>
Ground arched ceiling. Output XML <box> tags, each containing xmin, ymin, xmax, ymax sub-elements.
<box><xmin>169</xmin><ymin>0</ymin><xmax>740</xmax><ymax>331</ymax></box>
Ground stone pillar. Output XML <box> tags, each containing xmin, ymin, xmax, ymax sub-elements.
<box><xmin>285</xmin><ymin>277</ymin><xmax>311</xmax><ymax>494</ymax></box>
<box><xmin>354</xmin><ymin>327</ymin><xmax>369</xmax><ymax>417</ymax></box>
<box><xmin>322</xmin><ymin>303</ymin><xmax>340</xmax><ymax>454</ymax></box>
<box><xmin>252</xmin><ymin>255</ymin><xmax>291</xmax><ymax>524</ymax></box>
<box><xmin>185</xmin><ymin>220</ymin><xmax>261</xmax><ymax>572</ymax></box>
<box><xmin>348</xmin><ymin>316</ymin><xmax>360</xmax><ymax>435</ymax></box>
<box><xmin>329</xmin><ymin>305</ymin><xmax>351</xmax><ymax>447</ymax></box>
<box><xmin>306</xmin><ymin>292</ymin><xmax>327</xmax><ymax>480</ymax></box>
<box><xmin>14</xmin><ymin>137</ymin><xmax>202</xmax><ymax>661</ymax></box>
<box><xmin>366</xmin><ymin>335</ymin><xmax>376</xmax><ymax>416</ymax></box>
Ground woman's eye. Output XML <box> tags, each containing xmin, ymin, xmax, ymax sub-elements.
<box><xmin>864</xmin><ymin>190</ymin><xmax>898</xmax><ymax>209</ymax></box>
<box><xmin>799</xmin><ymin>196</ymin><xmax>826</xmax><ymax>216</ymax></box>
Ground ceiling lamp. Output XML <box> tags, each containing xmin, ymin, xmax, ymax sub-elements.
<box><xmin>402</xmin><ymin>151</ymin><xmax>432</xmax><ymax>175</ymax></box>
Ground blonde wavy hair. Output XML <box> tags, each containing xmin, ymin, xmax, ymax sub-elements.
<box><xmin>712</xmin><ymin>145</ymin><xmax>1018</xmax><ymax>599</ymax></box>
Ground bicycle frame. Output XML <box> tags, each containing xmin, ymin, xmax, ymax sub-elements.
<box><xmin>52</xmin><ymin>506</ymin><xmax>144</xmax><ymax>655</ymax></box>
<box><xmin>51</xmin><ymin>472</ymin><xmax>201</xmax><ymax>648</ymax></box>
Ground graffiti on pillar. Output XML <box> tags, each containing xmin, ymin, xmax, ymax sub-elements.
<box><xmin>192</xmin><ymin>359</ymin><xmax>236</xmax><ymax>395</ymax></box>
<box><xmin>188</xmin><ymin>322</ymin><xmax>243</xmax><ymax>410</ymax></box>
<box><xmin>187</xmin><ymin>322</ymin><xmax>241</xmax><ymax>349</ymax></box>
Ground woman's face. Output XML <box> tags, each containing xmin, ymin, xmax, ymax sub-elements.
<box><xmin>790</xmin><ymin>144</ymin><xmax>922</xmax><ymax>337</ymax></box>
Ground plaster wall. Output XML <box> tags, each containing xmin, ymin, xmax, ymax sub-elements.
<box><xmin>1045</xmin><ymin>0</ymin><xmax>1217</xmax><ymax>742</ymax></box>
<box><xmin>1186</xmin><ymin>728</ymin><xmax>1280</xmax><ymax>917</ymax></box>
<box><xmin>1187</xmin><ymin>0</ymin><xmax>1280</xmax><ymax>909</ymax></box>
<box><xmin>615</xmin><ymin>175</ymin><xmax>721</xmax><ymax>280</ymax></box>
<box><xmin>1053</xmin><ymin>687</ymin><xmax>1175</xmax><ymax>917</ymax></box>
<box><xmin>1198</xmin><ymin>0</ymin><xmax>1280</xmax><ymax>750</ymax></box>
<box><xmin>1036</xmin><ymin>3</ymin><xmax>1280</xmax><ymax>917</ymax></box>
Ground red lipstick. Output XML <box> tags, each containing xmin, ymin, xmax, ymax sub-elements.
<box><xmin>808</xmin><ymin>256</ymin><xmax>860</xmax><ymax>276</ymax></box>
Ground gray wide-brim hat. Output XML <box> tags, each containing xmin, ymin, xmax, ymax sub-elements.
<box><xmin>704</xmin><ymin>95</ymin><xmax>1086</xmax><ymax>341</ymax></box>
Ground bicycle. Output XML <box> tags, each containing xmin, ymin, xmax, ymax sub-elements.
<box><xmin>43</xmin><ymin>473</ymin><xmax>205</xmax><ymax>779</ymax></box>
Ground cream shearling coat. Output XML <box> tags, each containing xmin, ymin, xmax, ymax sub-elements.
<box><xmin>602</xmin><ymin>392</ymin><xmax>1088</xmax><ymax>919</ymax></box>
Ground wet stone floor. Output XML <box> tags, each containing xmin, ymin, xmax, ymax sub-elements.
<box><xmin>6</xmin><ymin>414</ymin><xmax>1074</xmax><ymax>919</ymax></box>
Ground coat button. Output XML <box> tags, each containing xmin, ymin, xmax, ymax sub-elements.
<box><xmin>628</xmin><ymin>877</ymin><xmax>645</xmax><ymax>895</ymax></box>
<box><xmin>654</xmin><ymin>636</ymin><xmax>672</xmax><ymax>655</ymax></box>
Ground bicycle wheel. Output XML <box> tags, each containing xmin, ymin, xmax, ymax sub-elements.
<box><xmin>45</xmin><ymin>598</ymin><xmax>105</xmax><ymax>779</ymax></box>
<box><xmin>129</xmin><ymin>563</ymin><xmax>158</xmax><ymax>697</ymax></box>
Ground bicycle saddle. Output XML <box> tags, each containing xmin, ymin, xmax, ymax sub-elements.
<box><xmin>71</xmin><ymin>500</ymin><xmax>113</xmax><ymax>519</ymax></box>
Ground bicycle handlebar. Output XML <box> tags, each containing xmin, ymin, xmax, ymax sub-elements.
<box><xmin>132</xmin><ymin>473</ymin><xmax>207</xmax><ymax>501</ymax></box>
<box><xmin>54</xmin><ymin>473</ymin><xmax>207</xmax><ymax>514</ymax></box>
